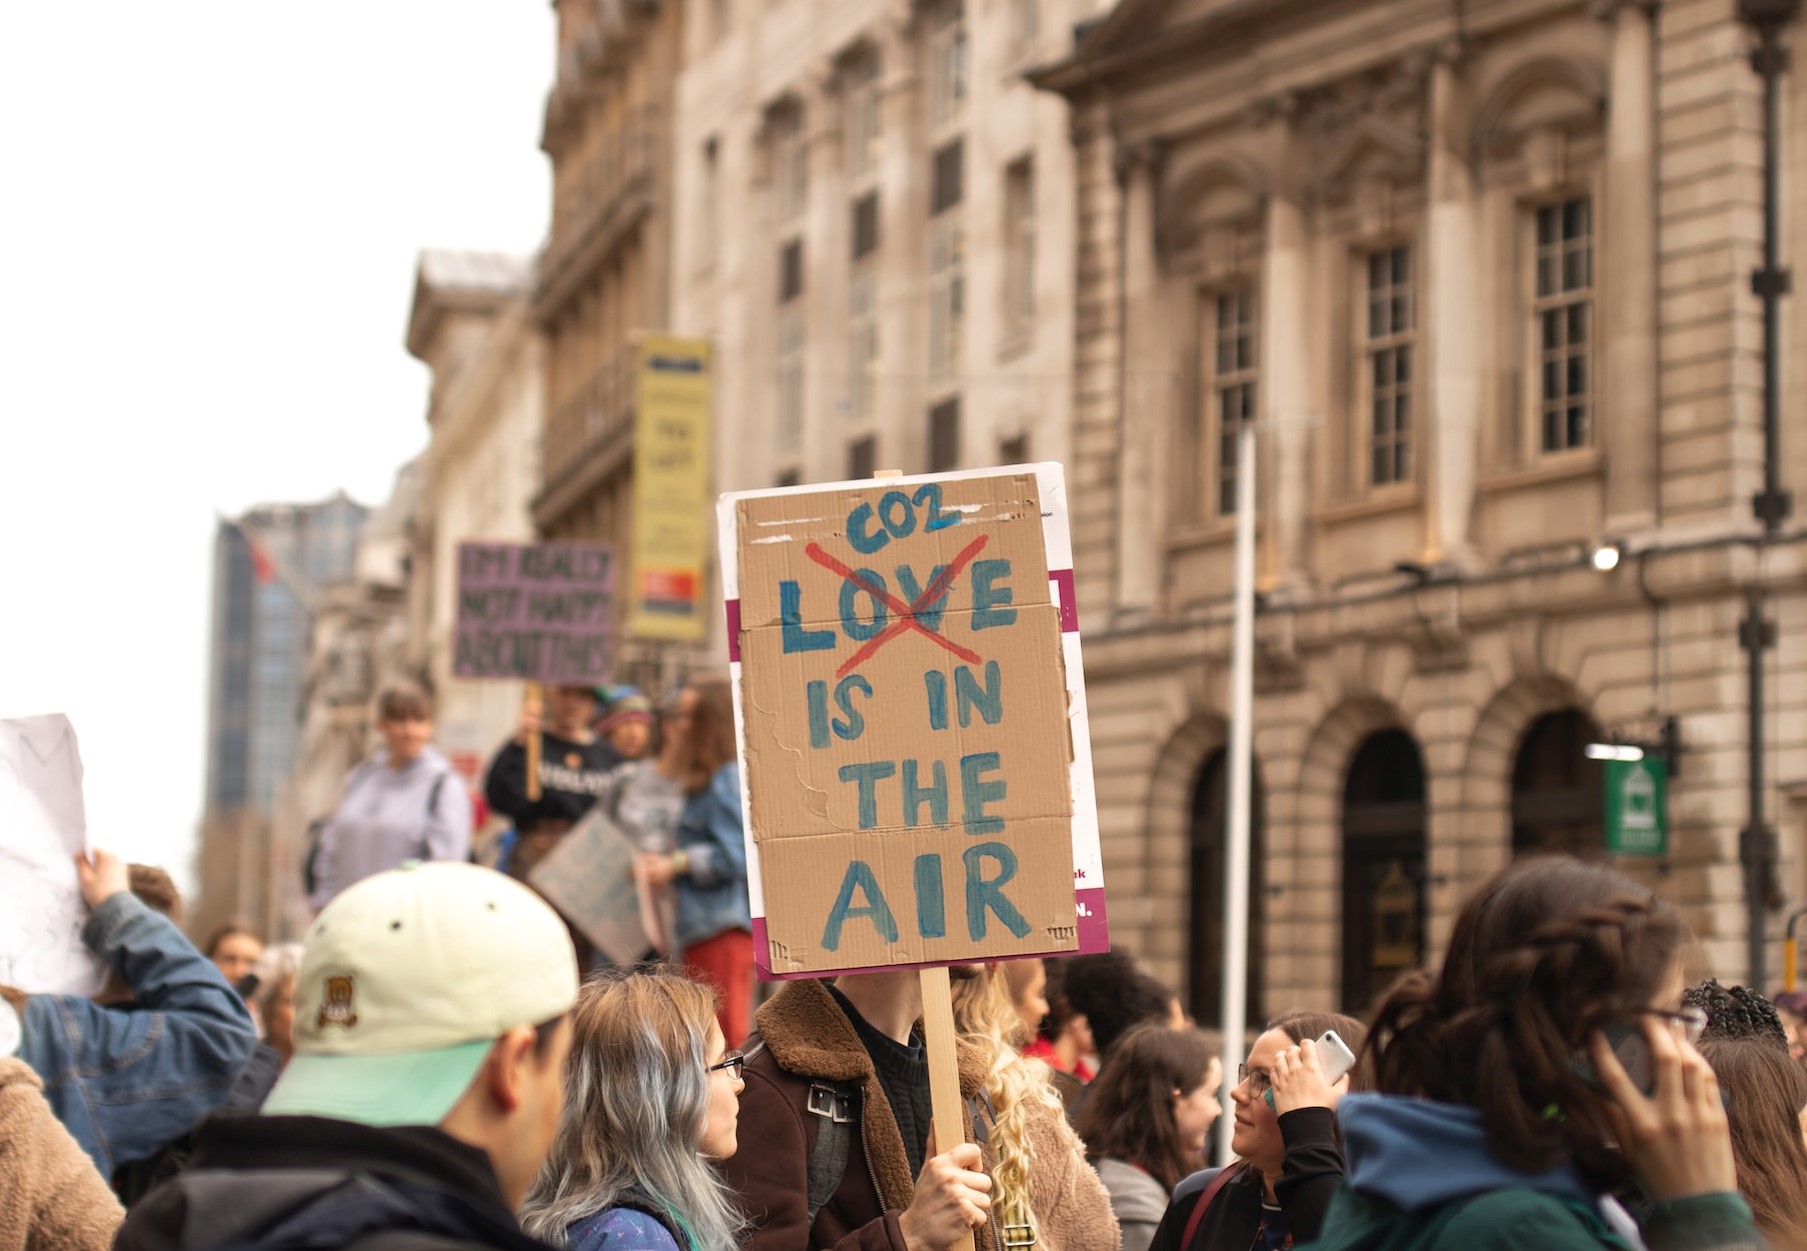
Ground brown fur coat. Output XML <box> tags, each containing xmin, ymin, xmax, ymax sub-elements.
<box><xmin>0</xmin><ymin>1058</ymin><xmax>124</xmax><ymax>1251</ymax></box>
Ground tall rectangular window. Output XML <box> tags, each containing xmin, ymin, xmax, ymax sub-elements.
<box><xmin>848</xmin><ymin>434</ymin><xmax>877</xmax><ymax>479</ymax></box>
<box><xmin>929</xmin><ymin>398</ymin><xmax>961</xmax><ymax>472</ymax></box>
<box><xmin>1534</xmin><ymin>196</ymin><xmax>1593</xmax><ymax>453</ymax></box>
<box><xmin>845</xmin><ymin>55</ymin><xmax>881</xmax><ymax>186</ymax></box>
<box><xmin>1012</xmin><ymin>0</ymin><xmax>1039</xmax><ymax>47</ymax></box>
<box><xmin>1004</xmin><ymin>159</ymin><xmax>1036</xmax><ymax>333</ymax></box>
<box><xmin>1365</xmin><ymin>245</ymin><xmax>1414</xmax><ymax>487</ymax></box>
<box><xmin>773</xmin><ymin>106</ymin><xmax>808</xmax><ymax>228</ymax></box>
<box><xmin>928</xmin><ymin>140</ymin><xmax>965</xmax><ymax>390</ymax></box>
<box><xmin>777</xmin><ymin>301</ymin><xmax>804</xmax><ymax>453</ymax></box>
<box><xmin>699</xmin><ymin>137</ymin><xmax>720</xmax><ymax>273</ymax></box>
<box><xmin>1212</xmin><ymin>289</ymin><xmax>1259</xmax><ymax>517</ymax></box>
<box><xmin>849</xmin><ymin>261</ymin><xmax>878</xmax><ymax>425</ymax></box>
<box><xmin>930</xmin><ymin>0</ymin><xmax>968</xmax><ymax>128</ymax></box>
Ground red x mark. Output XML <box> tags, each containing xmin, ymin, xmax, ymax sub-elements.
<box><xmin>804</xmin><ymin>535</ymin><xmax>990</xmax><ymax>679</ymax></box>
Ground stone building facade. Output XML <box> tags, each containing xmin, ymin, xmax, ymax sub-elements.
<box><xmin>670</xmin><ymin>0</ymin><xmax>1111</xmax><ymax>509</ymax></box>
<box><xmin>1037</xmin><ymin>0</ymin><xmax>1807</xmax><ymax>1018</ymax></box>
<box><xmin>404</xmin><ymin>250</ymin><xmax>543</xmax><ymax>783</ymax></box>
<box><xmin>532</xmin><ymin>0</ymin><xmax>684</xmax><ymax>688</ymax></box>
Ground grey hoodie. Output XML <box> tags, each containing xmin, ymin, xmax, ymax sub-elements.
<box><xmin>308</xmin><ymin>746</ymin><xmax>472</xmax><ymax>909</ymax></box>
<box><xmin>1094</xmin><ymin>1158</ymin><xmax>1170</xmax><ymax>1251</ymax></box>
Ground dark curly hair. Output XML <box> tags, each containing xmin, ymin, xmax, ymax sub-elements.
<box><xmin>1061</xmin><ymin>950</ymin><xmax>1175</xmax><ymax>1057</ymax></box>
<box><xmin>1364</xmin><ymin>856</ymin><xmax>1686</xmax><ymax>1182</ymax></box>
<box><xmin>1684</xmin><ymin>979</ymin><xmax>1790</xmax><ymax>1049</ymax></box>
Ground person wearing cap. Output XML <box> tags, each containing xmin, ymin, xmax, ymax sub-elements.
<box><xmin>116</xmin><ymin>862</ymin><xmax>579</xmax><ymax>1251</ymax></box>
<box><xmin>596</xmin><ymin>689</ymin><xmax>657</xmax><ymax>762</ymax></box>
<box><xmin>308</xmin><ymin>685</ymin><xmax>474</xmax><ymax>912</ymax></box>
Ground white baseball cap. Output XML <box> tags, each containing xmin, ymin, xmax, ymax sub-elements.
<box><xmin>262</xmin><ymin>861</ymin><xmax>579</xmax><ymax>1127</ymax></box>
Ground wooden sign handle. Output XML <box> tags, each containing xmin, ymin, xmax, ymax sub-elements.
<box><xmin>919</xmin><ymin>966</ymin><xmax>977</xmax><ymax>1251</ymax></box>
<box><xmin>524</xmin><ymin>680</ymin><xmax>543</xmax><ymax>802</ymax></box>
<box><xmin>875</xmin><ymin>470</ymin><xmax>975</xmax><ymax>1251</ymax></box>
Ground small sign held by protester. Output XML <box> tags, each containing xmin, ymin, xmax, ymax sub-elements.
<box><xmin>718</xmin><ymin>464</ymin><xmax>1108</xmax><ymax>979</ymax></box>
<box><xmin>0</xmin><ymin>714</ymin><xmax>104</xmax><ymax>996</ymax></box>
<box><xmin>528</xmin><ymin>808</ymin><xmax>658</xmax><ymax>965</ymax></box>
<box><xmin>453</xmin><ymin>542</ymin><xmax>617</xmax><ymax>685</ymax></box>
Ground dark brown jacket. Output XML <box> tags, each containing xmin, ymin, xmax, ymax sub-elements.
<box><xmin>723</xmin><ymin>979</ymin><xmax>996</xmax><ymax>1251</ymax></box>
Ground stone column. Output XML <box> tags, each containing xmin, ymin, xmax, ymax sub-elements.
<box><xmin>1600</xmin><ymin>0</ymin><xmax>1659</xmax><ymax>534</ymax></box>
<box><xmin>877</xmin><ymin>14</ymin><xmax>925</xmax><ymax>470</ymax></box>
<box><xmin>1424</xmin><ymin>50</ymin><xmax>1482</xmax><ymax>567</ymax></box>
<box><xmin>1115</xmin><ymin>145</ymin><xmax>1166</xmax><ymax>621</ymax></box>
<box><xmin>1261</xmin><ymin>176</ymin><xmax>1313</xmax><ymax>591</ymax></box>
<box><xmin>803</xmin><ymin>63</ymin><xmax>843</xmax><ymax>481</ymax></box>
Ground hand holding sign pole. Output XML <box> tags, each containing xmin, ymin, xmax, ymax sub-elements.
<box><xmin>720</xmin><ymin>463</ymin><xmax>1107</xmax><ymax>1251</ymax></box>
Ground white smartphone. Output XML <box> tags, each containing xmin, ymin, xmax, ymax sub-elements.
<box><xmin>1264</xmin><ymin>1029</ymin><xmax>1357</xmax><ymax>1107</ymax></box>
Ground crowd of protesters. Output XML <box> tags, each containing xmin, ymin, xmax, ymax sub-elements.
<box><xmin>5</xmin><ymin>682</ymin><xmax>1806</xmax><ymax>1251</ymax></box>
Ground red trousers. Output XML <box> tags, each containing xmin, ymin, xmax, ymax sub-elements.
<box><xmin>684</xmin><ymin>928</ymin><xmax>756</xmax><ymax>1048</ymax></box>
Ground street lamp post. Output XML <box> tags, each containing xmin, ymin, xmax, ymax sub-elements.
<box><xmin>1736</xmin><ymin>0</ymin><xmax>1798</xmax><ymax>991</ymax></box>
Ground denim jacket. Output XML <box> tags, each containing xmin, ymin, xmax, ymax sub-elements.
<box><xmin>19</xmin><ymin>892</ymin><xmax>257</xmax><ymax>1177</ymax></box>
<box><xmin>671</xmin><ymin>763</ymin><xmax>752</xmax><ymax>950</ymax></box>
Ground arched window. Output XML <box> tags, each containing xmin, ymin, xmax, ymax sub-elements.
<box><xmin>1511</xmin><ymin>709</ymin><xmax>1605</xmax><ymax>857</ymax></box>
<box><xmin>1188</xmin><ymin>749</ymin><xmax>1264</xmax><ymax>1027</ymax></box>
<box><xmin>1340</xmin><ymin>730</ymin><xmax>1428</xmax><ymax>1014</ymax></box>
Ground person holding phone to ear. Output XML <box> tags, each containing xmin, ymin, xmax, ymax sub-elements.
<box><xmin>1148</xmin><ymin>1012</ymin><xmax>1368</xmax><ymax>1251</ymax></box>
<box><xmin>1306</xmin><ymin>857</ymin><xmax>1761</xmax><ymax>1251</ymax></box>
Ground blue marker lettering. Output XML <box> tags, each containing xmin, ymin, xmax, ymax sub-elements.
<box><xmin>838</xmin><ymin>761</ymin><xmax>897</xmax><ymax>830</ymax></box>
<box><xmin>964</xmin><ymin>843</ymin><xmax>1031</xmax><ymax>940</ymax></box>
<box><xmin>780</xmin><ymin>580</ymin><xmax>834</xmax><ymax>652</ymax></box>
<box><xmin>821</xmin><ymin>861</ymin><xmax>899</xmax><ymax>951</ymax></box>
<box><xmin>970</xmin><ymin>560</ymin><xmax>1017</xmax><ymax>630</ymax></box>
<box><xmin>959</xmin><ymin>752</ymin><xmax>1007</xmax><ymax>836</ymax></box>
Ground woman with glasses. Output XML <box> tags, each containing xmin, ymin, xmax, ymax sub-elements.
<box><xmin>1306</xmin><ymin>856</ymin><xmax>1761</xmax><ymax>1251</ymax></box>
<box><xmin>1149</xmin><ymin>1011</ymin><xmax>1367</xmax><ymax>1251</ymax></box>
<box><xmin>521</xmin><ymin>968</ymin><xmax>747</xmax><ymax>1251</ymax></box>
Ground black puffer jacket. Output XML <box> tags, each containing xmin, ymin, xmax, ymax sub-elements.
<box><xmin>116</xmin><ymin>1116</ymin><xmax>554</xmax><ymax>1251</ymax></box>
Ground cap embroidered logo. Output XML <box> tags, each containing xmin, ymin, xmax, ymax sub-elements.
<box><xmin>317</xmin><ymin>975</ymin><xmax>360</xmax><ymax>1030</ymax></box>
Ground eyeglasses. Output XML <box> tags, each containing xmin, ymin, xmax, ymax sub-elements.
<box><xmin>1236</xmin><ymin>1063</ymin><xmax>1272</xmax><ymax>1096</ymax></box>
<box><xmin>708</xmin><ymin>1050</ymin><xmax>746</xmax><ymax>1079</ymax></box>
<box><xmin>1646</xmin><ymin>1006</ymin><xmax>1708</xmax><ymax>1045</ymax></box>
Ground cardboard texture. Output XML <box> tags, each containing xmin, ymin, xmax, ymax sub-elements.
<box><xmin>527</xmin><ymin>807</ymin><xmax>652</xmax><ymax>965</ymax></box>
<box><xmin>0</xmin><ymin>714</ymin><xmax>105</xmax><ymax>996</ymax></box>
<box><xmin>725</xmin><ymin>468</ymin><xmax>1101</xmax><ymax>977</ymax></box>
<box><xmin>452</xmin><ymin>542</ymin><xmax>616</xmax><ymax>685</ymax></box>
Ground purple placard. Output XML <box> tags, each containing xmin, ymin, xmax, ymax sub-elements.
<box><xmin>453</xmin><ymin>542</ymin><xmax>617</xmax><ymax>685</ymax></box>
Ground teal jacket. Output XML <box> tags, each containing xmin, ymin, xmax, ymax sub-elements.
<box><xmin>1300</xmin><ymin>1095</ymin><xmax>1763</xmax><ymax>1251</ymax></box>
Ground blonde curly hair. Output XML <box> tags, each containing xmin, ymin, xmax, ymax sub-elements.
<box><xmin>952</xmin><ymin>963</ymin><xmax>1076</xmax><ymax>1248</ymax></box>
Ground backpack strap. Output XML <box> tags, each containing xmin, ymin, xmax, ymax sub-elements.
<box><xmin>804</xmin><ymin>1077</ymin><xmax>860</xmax><ymax>1227</ymax></box>
<box><xmin>1179</xmin><ymin>1164</ymin><xmax>1244</xmax><ymax>1251</ymax></box>
<box><xmin>427</xmin><ymin>772</ymin><xmax>446</xmax><ymax>819</ymax></box>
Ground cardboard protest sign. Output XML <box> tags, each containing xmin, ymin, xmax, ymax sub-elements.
<box><xmin>528</xmin><ymin>807</ymin><xmax>654</xmax><ymax>965</ymax></box>
<box><xmin>719</xmin><ymin>465</ymin><xmax>1107</xmax><ymax>978</ymax></box>
<box><xmin>453</xmin><ymin>543</ymin><xmax>616</xmax><ymax>685</ymax></box>
<box><xmin>0</xmin><ymin>715</ymin><xmax>105</xmax><ymax>996</ymax></box>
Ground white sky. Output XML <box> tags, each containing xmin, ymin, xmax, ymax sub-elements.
<box><xmin>0</xmin><ymin>4</ymin><xmax>554</xmax><ymax>889</ymax></box>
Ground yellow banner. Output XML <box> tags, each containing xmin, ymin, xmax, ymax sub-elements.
<box><xmin>629</xmin><ymin>336</ymin><xmax>713</xmax><ymax>641</ymax></box>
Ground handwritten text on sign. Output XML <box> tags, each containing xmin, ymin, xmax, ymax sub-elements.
<box><xmin>453</xmin><ymin>542</ymin><xmax>616</xmax><ymax>685</ymax></box>
<box><xmin>735</xmin><ymin>473</ymin><xmax>1076</xmax><ymax>974</ymax></box>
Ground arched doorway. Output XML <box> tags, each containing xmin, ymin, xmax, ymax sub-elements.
<box><xmin>1512</xmin><ymin>709</ymin><xmax>1605</xmax><ymax>857</ymax></box>
<box><xmin>1188</xmin><ymin>749</ymin><xmax>1264</xmax><ymax>1027</ymax></box>
<box><xmin>1340</xmin><ymin>730</ymin><xmax>1428</xmax><ymax>1014</ymax></box>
